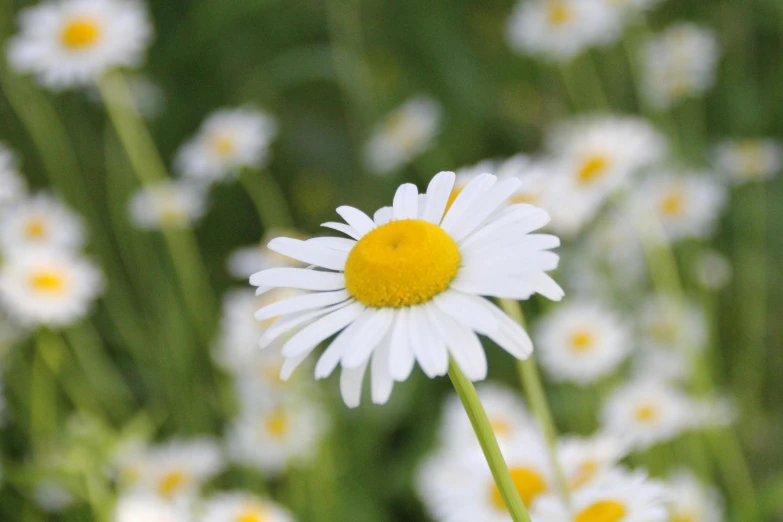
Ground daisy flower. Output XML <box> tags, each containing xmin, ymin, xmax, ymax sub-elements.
<box><xmin>249</xmin><ymin>172</ymin><xmax>563</xmax><ymax>407</ymax></box>
<box><xmin>128</xmin><ymin>180</ymin><xmax>207</xmax><ymax>230</ymax></box>
<box><xmin>637</xmin><ymin>296</ymin><xmax>707</xmax><ymax>356</ymax></box>
<box><xmin>666</xmin><ymin>469</ymin><xmax>724</xmax><ymax>522</ymax></box>
<box><xmin>0</xmin><ymin>144</ymin><xmax>28</xmax><ymax>207</ymax></box>
<box><xmin>641</xmin><ymin>24</ymin><xmax>720</xmax><ymax>109</ymax></box>
<box><xmin>226</xmin><ymin>229</ymin><xmax>308</xmax><ymax>280</ymax></box>
<box><xmin>438</xmin><ymin>383</ymin><xmax>531</xmax><ymax>449</ymax></box>
<box><xmin>174</xmin><ymin>107</ymin><xmax>277</xmax><ymax>184</ymax></box>
<box><xmin>6</xmin><ymin>0</ymin><xmax>153</xmax><ymax>90</ymax></box>
<box><xmin>200</xmin><ymin>492</ymin><xmax>295</xmax><ymax>522</ymax></box>
<box><xmin>363</xmin><ymin>97</ymin><xmax>442</xmax><ymax>175</ymax></box>
<box><xmin>601</xmin><ymin>379</ymin><xmax>692</xmax><ymax>451</ymax></box>
<box><xmin>113</xmin><ymin>494</ymin><xmax>190</xmax><ymax>522</ymax></box>
<box><xmin>629</xmin><ymin>171</ymin><xmax>727</xmax><ymax>241</ymax></box>
<box><xmin>226</xmin><ymin>395</ymin><xmax>328</xmax><ymax>476</ymax></box>
<box><xmin>535</xmin><ymin>300</ymin><xmax>631</xmax><ymax>384</ymax></box>
<box><xmin>712</xmin><ymin>138</ymin><xmax>782</xmax><ymax>184</ymax></box>
<box><xmin>0</xmin><ymin>247</ymin><xmax>104</xmax><ymax>328</ymax></box>
<box><xmin>506</xmin><ymin>0</ymin><xmax>622</xmax><ymax>62</ymax></box>
<box><xmin>693</xmin><ymin>250</ymin><xmax>732</xmax><ymax>291</ymax></box>
<box><xmin>557</xmin><ymin>433</ymin><xmax>629</xmax><ymax>491</ymax></box>
<box><xmin>0</xmin><ymin>194</ymin><xmax>85</xmax><ymax>253</ymax></box>
<box><xmin>531</xmin><ymin>469</ymin><xmax>668</xmax><ymax>522</ymax></box>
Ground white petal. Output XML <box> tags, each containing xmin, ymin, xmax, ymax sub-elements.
<box><xmin>374</xmin><ymin>206</ymin><xmax>393</xmax><ymax>226</ymax></box>
<box><xmin>322</xmin><ymin>222</ymin><xmax>362</xmax><ymax>240</ymax></box>
<box><xmin>306</xmin><ymin>237</ymin><xmax>357</xmax><ymax>252</ymax></box>
<box><xmin>527</xmin><ymin>272</ymin><xmax>565</xmax><ymax>301</ymax></box>
<box><xmin>426</xmin><ymin>304</ymin><xmax>487</xmax><ymax>382</ymax></box>
<box><xmin>314</xmin><ymin>309</ymin><xmax>373</xmax><ymax>379</ymax></box>
<box><xmin>392</xmin><ymin>183</ymin><xmax>419</xmax><ymax>221</ymax></box>
<box><xmin>388</xmin><ymin>308</ymin><xmax>416</xmax><ymax>382</ymax></box>
<box><xmin>281</xmin><ymin>301</ymin><xmax>365</xmax><ymax>358</ymax></box>
<box><xmin>267</xmin><ymin>237</ymin><xmax>348</xmax><ymax>271</ymax></box>
<box><xmin>259</xmin><ymin>301</ymin><xmax>353</xmax><ymax>349</ymax></box>
<box><xmin>432</xmin><ymin>291</ymin><xmax>500</xmax><ymax>334</ymax></box>
<box><xmin>336</xmin><ymin>206</ymin><xmax>376</xmax><ymax>236</ymax></box>
<box><xmin>460</xmin><ymin>205</ymin><xmax>551</xmax><ymax>250</ymax></box>
<box><xmin>371</xmin><ymin>337</ymin><xmax>395</xmax><ymax>404</ymax></box>
<box><xmin>469</xmin><ymin>297</ymin><xmax>533</xmax><ymax>359</ymax></box>
<box><xmin>341</xmin><ymin>308</ymin><xmax>395</xmax><ymax>369</ymax></box>
<box><xmin>451</xmin><ymin>273</ymin><xmax>536</xmax><ymax>300</ymax></box>
<box><xmin>280</xmin><ymin>352</ymin><xmax>310</xmax><ymax>380</ymax></box>
<box><xmin>440</xmin><ymin>174</ymin><xmax>496</xmax><ymax>234</ymax></box>
<box><xmin>250</xmin><ymin>268</ymin><xmax>345</xmax><ymax>291</ymax></box>
<box><xmin>408</xmin><ymin>306</ymin><xmax>449</xmax><ymax>378</ymax></box>
<box><xmin>254</xmin><ymin>290</ymin><xmax>351</xmax><ymax>321</ymax></box>
<box><xmin>340</xmin><ymin>361</ymin><xmax>369</xmax><ymax>408</ymax></box>
<box><xmin>422</xmin><ymin>171</ymin><xmax>456</xmax><ymax>224</ymax></box>
<box><xmin>447</xmin><ymin>178</ymin><xmax>522</xmax><ymax>242</ymax></box>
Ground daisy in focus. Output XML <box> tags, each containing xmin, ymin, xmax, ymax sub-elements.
<box><xmin>713</xmin><ymin>138</ymin><xmax>782</xmax><ymax>184</ymax></box>
<box><xmin>174</xmin><ymin>107</ymin><xmax>278</xmax><ymax>184</ymax></box>
<box><xmin>6</xmin><ymin>0</ymin><xmax>153</xmax><ymax>90</ymax></box>
<box><xmin>506</xmin><ymin>0</ymin><xmax>622</xmax><ymax>62</ymax></box>
<box><xmin>249</xmin><ymin>172</ymin><xmax>563</xmax><ymax>407</ymax></box>
<box><xmin>200</xmin><ymin>492</ymin><xmax>295</xmax><ymax>522</ymax></box>
<box><xmin>0</xmin><ymin>144</ymin><xmax>27</xmax><ymax>207</ymax></box>
<box><xmin>363</xmin><ymin>97</ymin><xmax>442</xmax><ymax>175</ymax></box>
<box><xmin>0</xmin><ymin>248</ymin><xmax>103</xmax><ymax>328</ymax></box>
<box><xmin>0</xmin><ymin>194</ymin><xmax>85</xmax><ymax>253</ymax></box>
<box><xmin>128</xmin><ymin>180</ymin><xmax>207</xmax><ymax>230</ymax></box>
<box><xmin>534</xmin><ymin>300</ymin><xmax>631</xmax><ymax>385</ymax></box>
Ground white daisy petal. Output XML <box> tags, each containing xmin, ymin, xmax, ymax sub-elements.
<box><xmin>306</xmin><ymin>237</ymin><xmax>357</xmax><ymax>252</ymax></box>
<box><xmin>336</xmin><ymin>206</ymin><xmax>376</xmax><ymax>236</ymax></box>
<box><xmin>422</xmin><ymin>171</ymin><xmax>456</xmax><ymax>224</ymax></box>
<box><xmin>321</xmin><ymin>222</ymin><xmax>362</xmax><ymax>240</ymax></box>
<box><xmin>254</xmin><ymin>290</ymin><xmax>351</xmax><ymax>322</ymax></box>
<box><xmin>409</xmin><ymin>308</ymin><xmax>449</xmax><ymax>378</ymax></box>
<box><xmin>527</xmin><ymin>273</ymin><xmax>565</xmax><ymax>301</ymax></box>
<box><xmin>440</xmin><ymin>173</ymin><xmax>496</xmax><ymax>233</ymax></box>
<box><xmin>267</xmin><ymin>238</ymin><xmax>348</xmax><ymax>271</ymax></box>
<box><xmin>460</xmin><ymin>204</ymin><xmax>551</xmax><ymax>250</ymax></box>
<box><xmin>258</xmin><ymin>300</ymin><xmax>353</xmax><ymax>349</ymax></box>
<box><xmin>448</xmin><ymin>178</ymin><xmax>522</xmax><ymax>242</ymax></box>
<box><xmin>281</xmin><ymin>301</ymin><xmax>365</xmax><ymax>358</ymax></box>
<box><xmin>250</xmin><ymin>268</ymin><xmax>345</xmax><ymax>292</ymax></box>
<box><xmin>314</xmin><ymin>309</ymin><xmax>373</xmax><ymax>379</ymax></box>
<box><xmin>280</xmin><ymin>351</ymin><xmax>310</xmax><ymax>380</ymax></box>
<box><xmin>431</xmin><ymin>291</ymin><xmax>500</xmax><ymax>334</ymax></box>
<box><xmin>470</xmin><ymin>297</ymin><xmax>533</xmax><ymax>359</ymax></box>
<box><xmin>388</xmin><ymin>309</ymin><xmax>416</xmax><ymax>382</ymax></box>
<box><xmin>426</xmin><ymin>304</ymin><xmax>487</xmax><ymax>382</ymax></box>
<box><xmin>392</xmin><ymin>183</ymin><xmax>419</xmax><ymax>221</ymax></box>
<box><xmin>341</xmin><ymin>308</ymin><xmax>395</xmax><ymax>369</ymax></box>
<box><xmin>340</xmin><ymin>361</ymin><xmax>369</xmax><ymax>408</ymax></box>
<box><xmin>371</xmin><ymin>338</ymin><xmax>395</xmax><ymax>404</ymax></box>
<box><xmin>373</xmin><ymin>206</ymin><xmax>393</xmax><ymax>226</ymax></box>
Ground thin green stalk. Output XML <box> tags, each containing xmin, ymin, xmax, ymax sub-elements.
<box><xmin>582</xmin><ymin>52</ymin><xmax>609</xmax><ymax>110</ymax></box>
<box><xmin>239</xmin><ymin>168</ymin><xmax>295</xmax><ymax>229</ymax></box>
<box><xmin>499</xmin><ymin>299</ymin><xmax>572</xmax><ymax>505</ymax></box>
<box><xmin>448</xmin><ymin>361</ymin><xmax>532</xmax><ymax>522</ymax></box>
<box><xmin>706</xmin><ymin>430</ymin><xmax>761</xmax><ymax>522</ymax></box>
<box><xmin>31</xmin><ymin>340</ymin><xmax>57</xmax><ymax>444</ymax></box>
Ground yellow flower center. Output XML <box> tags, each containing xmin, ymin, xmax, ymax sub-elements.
<box><xmin>264</xmin><ymin>411</ymin><xmax>288</xmax><ymax>437</ymax></box>
<box><xmin>672</xmin><ymin>514</ymin><xmax>696</xmax><ymax>522</ymax></box>
<box><xmin>237</xmin><ymin>508</ymin><xmax>266</xmax><ymax>522</ymax></box>
<box><xmin>634</xmin><ymin>403</ymin><xmax>660</xmax><ymax>423</ymax></box>
<box><xmin>490</xmin><ymin>467</ymin><xmax>548</xmax><ymax>510</ymax></box>
<box><xmin>445</xmin><ymin>185</ymin><xmax>466</xmax><ymax>213</ymax></box>
<box><xmin>571</xmin><ymin>459</ymin><xmax>599</xmax><ymax>489</ymax></box>
<box><xmin>61</xmin><ymin>18</ymin><xmax>102</xmax><ymax>49</ymax></box>
<box><xmin>29</xmin><ymin>271</ymin><xmax>66</xmax><ymax>294</ymax></box>
<box><xmin>158</xmin><ymin>471</ymin><xmax>188</xmax><ymax>497</ymax></box>
<box><xmin>547</xmin><ymin>2</ymin><xmax>572</xmax><ymax>26</ymax></box>
<box><xmin>490</xmin><ymin>417</ymin><xmax>512</xmax><ymax>437</ymax></box>
<box><xmin>210</xmin><ymin>134</ymin><xmax>236</xmax><ymax>157</ymax></box>
<box><xmin>569</xmin><ymin>329</ymin><xmax>596</xmax><ymax>353</ymax></box>
<box><xmin>650</xmin><ymin>320</ymin><xmax>678</xmax><ymax>343</ymax></box>
<box><xmin>575</xmin><ymin>500</ymin><xmax>627</xmax><ymax>522</ymax></box>
<box><xmin>577</xmin><ymin>155</ymin><xmax>610</xmax><ymax>185</ymax></box>
<box><xmin>659</xmin><ymin>190</ymin><xmax>684</xmax><ymax>216</ymax></box>
<box><xmin>344</xmin><ymin>219</ymin><xmax>461</xmax><ymax>308</ymax></box>
<box><xmin>511</xmin><ymin>193</ymin><xmax>539</xmax><ymax>205</ymax></box>
<box><xmin>24</xmin><ymin>219</ymin><xmax>47</xmax><ymax>239</ymax></box>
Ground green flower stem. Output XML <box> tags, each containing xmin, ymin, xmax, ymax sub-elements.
<box><xmin>239</xmin><ymin>168</ymin><xmax>295</xmax><ymax>230</ymax></box>
<box><xmin>447</xmin><ymin>361</ymin><xmax>532</xmax><ymax>522</ymax></box>
<box><xmin>499</xmin><ymin>299</ymin><xmax>572</xmax><ymax>506</ymax></box>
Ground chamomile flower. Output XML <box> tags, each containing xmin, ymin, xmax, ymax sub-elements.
<box><xmin>531</xmin><ymin>469</ymin><xmax>668</xmax><ymax>522</ymax></box>
<box><xmin>0</xmin><ymin>194</ymin><xmax>85</xmax><ymax>253</ymax></box>
<box><xmin>601</xmin><ymin>380</ymin><xmax>691</xmax><ymax>451</ymax></box>
<box><xmin>114</xmin><ymin>494</ymin><xmax>191</xmax><ymax>522</ymax></box>
<box><xmin>506</xmin><ymin>0</ymin><xmax>622</xmax><ymax>62</ymax></box>
<box><xmin>666</xmin><ymin>469</ymin><xmax>724</xmax><ymax>522</ymax></box>
<box><xmin>226</xmin><ymin>396</ymin><xmax>328</xmax><ymax>476</ymax></box>
<box><xmin>200</xmin><ymin>492</ymin><xmax>295</xmax><ymax>522</ymax></box>
<box><xmin>641</xmin><ymin>24</ymin><xmax>720</xmax><ymax>109</ymax></box>
<box><xmin>629</xmin><ymin>172</ymin><xmax>726</xmax><ymax>241</ymax></box>
<box><xmin>7</xmin><ymin>0</ymin><xmax>153</xmax><ymax>90</ymax></box>
<box><xmin>557</xmin><ymin>433</ymin><xmax>629</xmax><ymax>491</ymax></box>
<box><xmin>0</xmin><ymin>248</ymin><xmax>103</xmax><ymax>328</ymax></box>
<box><xmin>174</xmin><ymin>108</ymin><xmax>277</xmax><ymax>184</ymax></box>
<box><xmin>712</xmin><ymin>139</ymin><xmax>782</xmax><ymax>184</ymax></box>
<box><xmin>0</xmin><ymin>144</ymin><xmax>27</xmax><ymax>207</ymax></box>
<box><xmin>226</xmin><ymin>229</ymin><xmax>308</xmax><ymax>279</ymax></box>
<box><xmin>364</xmin><ymin>97</ymin><xmax>442</xmax><ymax>175</ymax></box>
<box><xmin>128</xmin><ymin>180</ymin><xmax>207</xmax><ymax>230</ymax></box>
<box><xmin>438</xmin><ymin>383</ymin><xmax>531</xmax><ymax>449</ymax></box>
<box><xmin>249</xmin><ymin>172</ymin><xmax>563</xmax><ymax>407</ymax></box>
<box><xmin>535</xmin><ymin>300</ymin><xmax>631</xmax><ymax>384</ymax></box>
<box><xmin>638</xmin><ymin>296</ymin><xmax>707</xmax><ymax>356</ymax></box>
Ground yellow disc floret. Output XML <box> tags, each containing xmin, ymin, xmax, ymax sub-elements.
<box><xmin>577</xmin><ymin>155</ymin><xmax>610</xmax><ymax>185</ymax></box>
<box><xmin>490</xmin><ymin>467</ymin><xmax>548</xmax><ymax>509</ymax></box>
<box><xmin>575</xmin><ymin>500</ymin><xmax>627</xmax><ymax>522</ymax></box>
<box><xmin>61</xmin><ymin>18</ymin><xmax>102</xmax><ymax>49</ymax></box>
<box><xmin>29</xmin><ymin>270</ymin><xmax>66</xmax><ymax>293</ymax></box>
<box><xmin>344</xmin><ymin>219</ymin><xmax>461</xmax><ymax>308</ymax></box>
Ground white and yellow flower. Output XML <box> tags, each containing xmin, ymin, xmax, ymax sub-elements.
<box><xmin>113</xmin><ymin>493</ymin><xmax>190</xmax><ymax>522</ymax></box>
<box><xmin>174</xmin><ymin>108</ymin><xmax>277</xmax><ymax>184</ymax></box>
<box><xmin>226</xmin><ymin>229</ymin><xmax>308</xmax><ymax>280</ymax></box>
<box><xmin>666</xmin><ymin>469</ymin><xmax>724</xmax><ymax>522</ymax></box>
<box><xmin>0</xmin><ymin>144</ymin><xmax>27</xmax><ymax>207</ymax></box>
<box><xmin>535</xmin><ymin>300</ymin><xmax>631</xmax><ymax>384</ymax></box>
<box><xmin>0</xmin><ymin>194</ymin><xmax>85</xmax><ymax>253</ymax></box>
<box><xmin>0</xmin><ymin>247</ymin><xmax>103</xmax><ymax>328</ymax></box>
<box><xmin>364</xmin><ymin>97</ymin><xmax>442</xmax><ymax>175</ymax></box>
<box><xmin>128</xmin><ymin>180</ymin><xmax>207</xmax><ymax>230</ymax></box>
<box><xmin>557</xmin><ymin>433</ymin><xmax>629</xmax><ymax>491</ymax></box>
<box><xmin>7</xmin><ymin>0</ymin><xmax>152</xmax><ymax>90</ymax></box>
<box><xmin>200</xmin><ymin>492</ymin><xmax>295</xmax><ymax>522</ymax></box>
<box><xmin>713</xmin><ymin>138</ymin><xmax>782</xmax><ymax>184</ymax></box>
<box><xmin>637</xmin><ymin>296</ymin><xmax>707</xmax><ymax>357</ymax></box>
<box><xmin>249</xmin><ymin>172</ymin><xmax>563</xmax><ymax>407</ymax></box>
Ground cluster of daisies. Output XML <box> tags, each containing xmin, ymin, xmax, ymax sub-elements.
<box><xmin>417</xmin><ymin>384</ymin><xmax>723</xmax><ymax>522</ymax></box>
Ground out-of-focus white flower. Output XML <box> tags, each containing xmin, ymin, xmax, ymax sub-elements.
<box><xmin>638</xmin><ymin>296</ymin><xmax>707</xmax><ymax>355</ymax></box>
<box><xmin>113</xmin><ymin>493</ymin><xmax>190</xmax><ymax>522</ymax></box>
<box><xmin>227</xmin><ymin>395</ymin><xmax>328</xmax><ymax>476</ymax></box>
<box><xmin>174</xmin><ymin>108</ymin><xmax>277</xmax><ymax>184</ymax></box>
<box><xmin>642</xmin><ymin>24</ymin><xmax>720</xmax><ymax>108</ymax></box>
<box><xmin>0</xmin><ymin>248</ymin><xmax>104</xmax><ymax>328</ymax></box>
<box><xmin>364</xmin><ymin>97</ymin><xmax>442</xmax><ymax>175</ymax></box>
<box><xmin>694</xmin><ymin>250</ymin><xmax>732</xmax><ymax>291</ymax></box>
<box><xmin>249</xmin><ymin>173</ymin><xmax>563</xmax><ymax>407</ymax></box>
<box><xmin>557</xmin><ymin>433</ymin><xmax>629</xmax><ymax>491</ymax></box>
<box><xmin>0</xmin><ymin>144</ymin><xmax>27</xmax><ymax>207</ymax></box>
<box><xmin>532</xmin><ymin>469</ymin><xmax>668</xmax><ymax>522</ymax></box>
<box><xmin>506</xmin><ymin>0</ymin><xmax>622</xmax><ymax>62</ymax></box>
<box><xmin>32</xmin><ymin>480</ymin><xmax>77</xmax><ymax>513</ymax></box>
<box><xmin>601</xmin><ymin>379</ymin><xmax>693</xmax><ymax>451</ymax></box>
<box><xmin>199</xmin><ymin>492</ymin><xmax>295</xmax><ymax>522</ymax></box>
<box><xmin>629</xmin><ymin>171</ymin><xmax>727</xmax><ymax>241</ymax></box>
<box><xmin>438</xmin><ymin>383</ymin><xmax>531</xmax><ymax>449</ymax></box>
<box><xmin>226</xmin><ymin>229</ymin><xmax>308</xmax><ymax>280</ymax></box>
<box><xmin>0</xmin><ymin>194</ymin><xmax>85</xmax><ymax>253</ymax></box>
<box><xmin>7</xmin><ymin>0</ymin><xmax>153</xmax><ymax>90</ymax></box>
<box><xmin>667</xmin><ymin>468</ymin><xmax>724</xmax><ymax>522</ymax></box>
<box><xmin>579</xmin><ymin>210</ymin><xmax>646</xmax><ymax>292</ymax></box>
<box><xmin>713</xmin><ymin>139</ymin><xmax>782</xmax><ymax>184</ymax></box>
<box><xmin>535</xmin><ymin>300</ymin><xmax>631</xmax><ymax>384</ymax></box>
<box><xmin>128</xmin><ymin>180</ymin><xmax>207</xmax><ymax>230</ymax></box>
